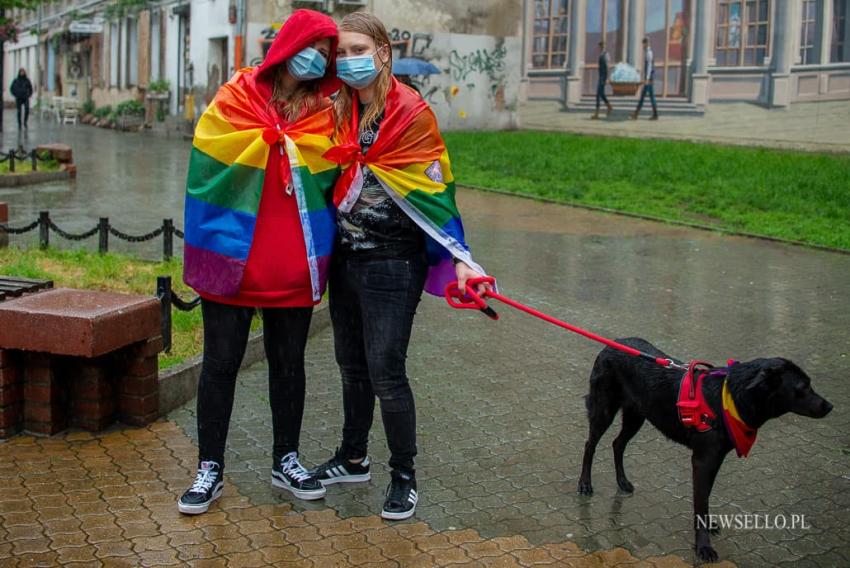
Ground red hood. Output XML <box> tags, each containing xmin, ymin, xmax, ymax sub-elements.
<box><xmin>253</xmin><ymin>9</ymin><xmax>339</xmax><ymax>97</ymax></box>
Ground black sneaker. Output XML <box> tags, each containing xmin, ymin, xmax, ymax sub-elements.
<box><xmin>271</xmin><ymin>452</ymin><xmax>326</xmax><ymax>500</ymax></box>
<box><xmin>178</xmin><ymin>460</ymin><xmax>224</xmax><ymax>515</ymax></box>
<box><xmin>309</xmin><ymin>449</ymin><xmax>371</xmax><ymax>485</ymax></box>
<box><xmin>381</xmin><ymin>470</ymin><xmax>418</xmax><ymax>521</ymax></box>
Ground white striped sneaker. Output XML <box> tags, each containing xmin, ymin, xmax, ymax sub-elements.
<box><xmin>381</xmin><ymin>470</ymin><xmax>417</xmax><ymax>521</ymax></box>
<box><xmin>309</xmin><ymin>451</ymin><xmax>371</xmax><ymax>485</ymax></box>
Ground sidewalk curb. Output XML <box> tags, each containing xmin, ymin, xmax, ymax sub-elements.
<box><xmin>158</xmin><ymin>302</ymin><xmax>331</xmax><ymax>416</ymax></box>
<box><xmin>461</xmin><ymin>184</ymin><xmax>850</xmax><ymax>256</ymax></box>
<box><xmin>0</xmin><ymin>170</ymin><xmax>71</xmax><ymax>187</ymax></box>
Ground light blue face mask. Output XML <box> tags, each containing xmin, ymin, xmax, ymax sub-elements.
<box><xmin>336</xmin><ymin>53</ymin><xmax>381</xmax><ymax>89</ymax></box>
<box><xmin>286</xmin><ymin>47</ymin><xmax>327</xmax><ymax>81</ymax></box>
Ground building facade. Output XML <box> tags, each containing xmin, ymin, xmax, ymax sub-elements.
<box><xmin>4</xmin><ymin>0</ymin><xmax>523</xmax><ymax>129</ymax></box>
<box><xmin>524</xmin><ymin>0</ymin><xmax>850</xmax><ymax>108</ymax></box>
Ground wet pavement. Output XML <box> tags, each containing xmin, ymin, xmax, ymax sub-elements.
<box><xmin>2</xmin><ymin>112</ymin><xmax>850</xmax><ymax>566</ymax></box>
<box><xmin>0</xmin><ymin>110</ymin><xmax>189</xmax><ymax>259</ymax></box>
<box><xmin>165</xmin><ymin>192</ymin><xmax>850</xmax><ymax>567</ymax></box>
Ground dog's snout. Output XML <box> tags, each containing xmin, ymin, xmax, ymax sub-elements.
<box><xmin>821</xmin><ymin>400</ymin><xmax>833</xmax><ymax>416</ymax></box>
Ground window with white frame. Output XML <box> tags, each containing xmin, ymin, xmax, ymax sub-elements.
<box><xmin>127</xmin><ymin>18</ymin><xmax>138</xmax><ymax>86</ymax></box>
<box><xmin>151</xmin><ymin>12</ymin><xmax>161</xmax><ymax>82</ymax></box>
<box><xmin>832</xmin><ymin>0</ymin><xmax>848</xmax><ymax>61</ymax></box>
<box><xmin>715</xmin><ymin>0</ymin><xmax>771</xmax><ymax>66</ymax></box>
<box><xmin>110</xmin><ymin>22</ymin><xmax>120</xmax><ymax>87</ymax></box>
<box><xmin>800</xmin><ymin>0</ymin><xmax>819</xmax><ymax>64</ymax></box>
<box><xmin>532</xmin><ymin>0</ymin><xmax>570</xmax><ymax>69</ymax></box>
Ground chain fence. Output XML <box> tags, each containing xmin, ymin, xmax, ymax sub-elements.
<box><xmin>0</xmin><ymin>149</ymin><xmax>54</xmax><ymax>173</ymax></box>
<box><xmin>1</xmin><ymin>211</ymin><xmax>181</xmax><ymax>260</ymax></box>
<box><xmin>1</xmin><ymin>212</ymin><xmax>201</xmax><ymax>353</ymax></box>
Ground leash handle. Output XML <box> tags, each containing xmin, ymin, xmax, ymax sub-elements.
<box><xmin>444</xmin><ymin>277</ymin><xmax>499</xmax><ymax>320</ymax></box>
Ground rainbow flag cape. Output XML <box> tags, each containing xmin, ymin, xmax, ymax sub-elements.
<box><xmin>325</xmin><ymin>78</ymin><xmax>485</xmax><ymax>296</ymax></box>
<box><xmin>183</xmin><ymin>68</ymin><xmax>339</xmax><ymax>300</ymax></box>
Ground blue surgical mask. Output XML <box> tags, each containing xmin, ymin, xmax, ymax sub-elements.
<box><xmin>336</xmin><ymin>53</ymin><xmax>381</xmax><ymax>88</ymax></box>
<box><xmin>286</xmin><ymin>47</ymin><xmax>327</xmax><ymax>80</ymax></box>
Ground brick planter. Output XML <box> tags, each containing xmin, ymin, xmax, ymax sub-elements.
<box><xmin>0</xmin><ymin>288</ymin><xmax>163</xmax><ymax>437</ymax></box>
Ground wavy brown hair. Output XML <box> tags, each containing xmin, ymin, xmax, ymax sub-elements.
<box><xmin>269</xmin><ymin>65</ymin><xmax>326</xmax><ymax>123</ymax></box>
<box><xmin>333</xmin><ymin>12</ymin><xmax>393</xmax><ymax>135</ymax></box>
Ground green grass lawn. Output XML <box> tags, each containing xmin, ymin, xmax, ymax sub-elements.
<box><xmin>443</xmin><ymin>131</ymin><xmax>850</xmax><ymax>250</ymax></box>
<box><xmin>0</xmin><ymin>247</ymin><xmax>207</xmax><ymax>369</ymax></box>
<box><xmin>0</xmin><ymin>157</ymin><xmax>60</xmax><ymax>174</ymax></box>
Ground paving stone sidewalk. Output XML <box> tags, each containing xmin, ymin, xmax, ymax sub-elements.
<box><xmin>520</xmin><ymin>100</ymin><xmax>850</xmax><ymax>153</ymax></box>
<box><xmin>2</xmin><ymin>190</ymin><xmax>848</xmax><ymax>567</ymax></box>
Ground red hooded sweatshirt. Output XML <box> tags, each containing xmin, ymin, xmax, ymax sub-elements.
<box><xmin>201</xmin><ymin>10</ymin><xmax>338</xmax><ymax>308</ymax></box>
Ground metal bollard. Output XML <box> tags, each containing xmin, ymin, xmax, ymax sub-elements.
<box><xmin>38</xmin><ymin>211</ymin><xmax>49</xmax><ymax>249</ymax></box>
<box><xmin>98</xmin><ymin>217</ymin><xmax>109</xmax><ymax>253</ymax></box>
<box><xmin>156</xmin><ymin>275</ymin><xmax>173</xmax><ymax>353</ymax></box>
<box><xmin>162</xmin><ymin>219</ymin><xmax>174</xmax><ymax>261</ymax></box>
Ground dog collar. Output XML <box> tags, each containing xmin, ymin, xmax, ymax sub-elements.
<box><xmin>721</xmin><ymin>379</ymin><xmax>758</xmax><ymax>458</ymax></box>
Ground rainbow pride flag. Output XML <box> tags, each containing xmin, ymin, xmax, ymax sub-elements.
<box><xmin>326</xmin><ymin>79</ymin><xmax>485</xmax><ymax>295</ymax></box>
<box><xmin>183</xmin><ymin>69</ymin><xmax>339</xmax><ymax>300</ymax></box>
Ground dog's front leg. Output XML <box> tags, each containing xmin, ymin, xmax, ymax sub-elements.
<box><xmin>691</xmin><ymin>448</ymin><xmax>725</xmax><ymax>563</ymax></box>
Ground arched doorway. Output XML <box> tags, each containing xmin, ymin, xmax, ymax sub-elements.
<box><xmin>645</xmin><ymin>0</ymin><xmax>691</xmax><ymax>97</ymax></box>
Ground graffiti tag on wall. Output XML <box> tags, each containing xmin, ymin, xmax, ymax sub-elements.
<box><xmin>390</xmin><ymin>29</ymin><xmax>433</xmax><ymax>58</ymax></box>
<box><xmin>447</xmin><ymin>45</ymin><xmax>507</xmax><ymax>82</ymax></box>
<box><xmin>249</xmin><ymin>24</ymin><xmax>283</xmax><ymax>66</ymax></box>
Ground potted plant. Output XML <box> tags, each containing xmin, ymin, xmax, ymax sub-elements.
<box><xmin>146</xmin><ymin>79</ymin><xmax>171</xmax><ymax>100</ymax></box>
<box><xmin>115</xmin><ymin>99</ymin><xmax>145</xmax><ymax>130</ymax></box>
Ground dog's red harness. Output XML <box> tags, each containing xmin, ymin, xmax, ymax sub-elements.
<box><xmin>676</xmin><ymin>361</ymin><xmax>716</xmax><ymax>432</ymax></box>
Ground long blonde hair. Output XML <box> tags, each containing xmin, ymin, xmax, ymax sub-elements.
<box><xmin>334</xmin><ymin>12</ymin><xmax>393</xmax><ymax>135</ymax></box>
<box><xmin>270</xmin><ymin>65</ymin><xmax>325</xmax><ymax>123</ymax></box>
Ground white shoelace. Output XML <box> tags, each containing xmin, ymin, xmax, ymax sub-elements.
<box><xmin>190</xmin><ymin>467</ymin><xmax>218</xmax><ymax>493</ymax></box>
<box><xmin>280</xmin><ymin>452</ymin><xmax>311</xmax><ymax>483</ymax></box>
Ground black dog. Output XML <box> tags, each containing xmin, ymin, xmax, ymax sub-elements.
<box><xmin>577</xmin><ymin>338</ymin><xmax>833</xmax><ymax>563</ymax></box>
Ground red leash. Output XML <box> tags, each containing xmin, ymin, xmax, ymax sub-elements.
<box><xmin>445</xmin><ymin>276</ymin><xmax>687</xmax><ymax>371</ymax></box>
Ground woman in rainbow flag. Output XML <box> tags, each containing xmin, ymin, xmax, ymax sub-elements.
<box><xmin>308</xmin><ymin>12</ymin><xmax>489</xmax><ymax>521</ymax></box>
<box><xmin>178</xmin><ymin>9</ymin><xmax>342</xmax><ymax>514</ymax></box>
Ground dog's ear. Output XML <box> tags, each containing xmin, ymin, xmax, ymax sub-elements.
<box><xmin>745</xmin><ymin>360</ymin><xmax>786</xmax><ymax>392</ymax></box>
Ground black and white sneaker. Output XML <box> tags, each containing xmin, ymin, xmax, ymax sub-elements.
<box><xmin>271</xmin><ymin>452</ymin><xmax>326</xmax><ymax>500</ymax></box>
<box><xmin>309</xmin><ymin>449</ymin><xmax>371</xmax><ymax>485</ymax></box>
<box><xmin>178</xmin><ymin>460</ymin><xmax>224</xmax><ymax>515</ymax></box>
<box><xmin>381</xmin><ymin>470</ymin><xmax>418</xmax><ymax>521</ymax></box>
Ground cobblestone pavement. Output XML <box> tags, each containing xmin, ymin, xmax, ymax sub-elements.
<box><xmin>170</xmin><ymin>192</ymin><xmax>847</xmax><ymax>567</ymax></box>
<box><xmin>0</xmin><ymin>421</ymin><xmax>711</xmax><ymax>567</ymax></box>
<box><xmin>3</xmin><ymin>156</ymin><xmax>849</xmax><ymax>566</ymax></box>
<box><xmin>520</xmin><ymin>100</ymin><xmax>850</xmax><ymax>153</ymax></box>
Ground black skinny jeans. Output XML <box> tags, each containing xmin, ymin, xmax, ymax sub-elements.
<box><xmin>16</xmin><ymin>99</ymin><xmax>29</xmax><ymax>128</ymax></box>
<box><xmin>329</xmin><ymin>253</ymin><xmax>427</xmax><ymax>475</ymax></box>
<box><xmin>595</xmin><ymin>81</ymin><xmax>609</xmax><ymax>110</ymax></box>
<box><xmin>196</xmin><ymin>299</ymin><xmax>313</xmax><ymax>468</ymax></box>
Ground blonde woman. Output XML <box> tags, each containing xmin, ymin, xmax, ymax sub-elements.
<box><xmin>310</xmin><ymin>12</ymin><xmax>488</xmax><ymax>520</ymax></box>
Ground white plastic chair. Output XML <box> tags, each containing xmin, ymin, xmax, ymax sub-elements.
<box><xmin>62</xmin><ymin>99</ymin><xmax>79</xmax><ymax>125</ymax></box>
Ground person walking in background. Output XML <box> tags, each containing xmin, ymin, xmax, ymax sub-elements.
<box><xmin>10</xmin><ymin>69</ymin><xmax>33</xmax><ymax>129</ymax></box>
<box><xmin>591</xmin><ymin>41</ymin><xmax>612</xmax><ymax>119</ymax></box>
<box><xmin>630</xmin><ymin>37</ymin><xmax>658</xmax><ymax>121</ymax></box>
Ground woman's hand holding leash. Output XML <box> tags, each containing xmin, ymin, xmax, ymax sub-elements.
<box><xmin>454</xmin><ymin>261</ymin><xmax>492</xmax><ymax>296</ymax></box>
